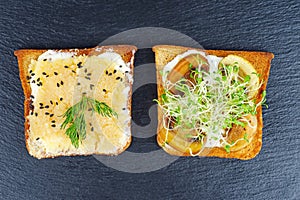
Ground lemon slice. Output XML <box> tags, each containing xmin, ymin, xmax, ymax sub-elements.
<box><xmin>167</xmin><ymin>54</ymin><xmax>208</xmax><ymax>94</ymax></box>
<box><xmin>220</xmin><ymin>55</ymin><xmax>259</xmax><ymax>99</ymax></box>
<box><xmin>93</xmin><ymin>61</ymin><xmax>129</xmax><ymax>148</ymax></box>
<box><xmin>157</xmin><ymin>127</ymin><xmax>203</xmax><ymax>155</ymax></box>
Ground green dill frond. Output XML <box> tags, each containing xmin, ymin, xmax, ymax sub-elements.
<box><xmin>60</xmin><ymin>96</ymin><xmax>117</xmax><ymax>148</ymax></box>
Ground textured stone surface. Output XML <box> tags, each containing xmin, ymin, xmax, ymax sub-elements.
<box><xmin>0</xmin><ymin>0</ymin><xmax>299</xmax><ymax>199</ymax></box>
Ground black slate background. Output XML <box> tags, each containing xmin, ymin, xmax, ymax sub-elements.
<box><xmin>0</xmin><ymin>0</ymin><xmax>299</xmax><ymax>199</ymax></box>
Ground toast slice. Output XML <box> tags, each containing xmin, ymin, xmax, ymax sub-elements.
<box><xmin>15</xmin><ymin>45</ymin><xmax>137</xmax><ymax>159</ymax></box>
<box><xmin>153</xmin><ymin>45</ymin><xmax>274</xmax><ymax>160</ymax></box>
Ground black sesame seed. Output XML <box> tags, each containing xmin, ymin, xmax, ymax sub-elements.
<box><xmin>32</xmin><ymin>80</ymin><xmax>35</xmax><ymax>83</ymax></box>
<box><xmin>30</xmin><ymin>95</ymin><xmax>34</xmax><ymax>99</ymax></box>
<box><xmin>30</xmin><ymin>112</ymin><xmax>33</xmax><ymax>115</ymax></box>
<box><xmin>50</xmin><ymin>114</ymin><xmax>54</xmax><ymax>117</ymax></box>
<box><xmin>122</xmin><ymin>108</ymin><xmax>126</xmax><ymax>110</ymax></box>
<box><xmin>89</xmin><ymin>123</ymin><xmax>92</xmax><ymax>126</ymax></box>
<box><xmin>64</xmin><ymin>65</ymin><xmax>69</xmax><ymax>68</ymax></box>
<box><xmin>57</xmin><ymin>83</ymin><xmax>60</xmax><ymax>87</ymax></box>
<box><xmin>90</xmin><ymin>84</ymin><xmax>94</xmax><ymax>90</ymax></box>
<box><xmin>26</xmin><ymin>76</ymin><xmax>31</xmax><ymax>80</ymax></box>
<box><xmin>85</xmin><ymin>76</ymin><xmax>91</xmax><ymax>80</ymax></box>
<box><xmin>91</xmin><ymin>127</ymin><xmax>94</xmax><ymax>132</ymax></box>
<box><xmin>84</xmin><ymin>69</ymin><xmax>87</xmax><ymax>73</ymax></box>
<box><xmin>40</xmin><ymin>107</ymin><xmax>44</xmax><ymax>109</ymax></box>
<box><xmin>45</xmin><ymin>112</ymin><xmax>49</xmax><ymax>115</ymax></box>
<box><xmin>77</xmin><ymin>82</ymin><xmax>80</xmax><ymax>85</ymax></box>
<box><xmin>60</xmin><ymin>81</ymin><xmax>64</xmax><ymax>85</ymax></box>
<box><xmin>77</xmin><ymin>62</ymin><xmax>83</xmax><ymax>68</ymax></box>
<box><xmin>105</xmin><ymin>70</ymin><xmax>108</xmax><ymax>75</ymax></box>
<box><xmin>37</xmin><ymin>78</ymin><xmax>40</xmax><ymax>82</ymax></box>
<box><xmin>116</xmin><ymin>77</ymin><xmax>121</xmax><ymax>80</ymax></box>
<box><xmin>29</xmin><ymin>70</ymin><xmax>32</xmax><ymax>73</ymax></box>
<box><xmin>42</xmin><ymin>72</ymin><xmax>46</xmax><ymax>75</ymax></box>
<box><xmin>87</xmin><ymin>73</ymin><xmax>91</xmax><ymax>76</ymax></box>
<box><xmin>40</xmin><ymin>103</ymin><xmax>43</xmax><ymax>106</ymax></box>
<box><xmin>103</xmin><ymin>89</ymin><xmax>106</xmax><ymax>92</ymax></box>
<box><xmin>37</xmin><ymin>83</ymin><xmax>40</xmax><ymax>86</ymax></box>
<box><xmin>72</xmin><ymin>70</ymin><xmax>76</xmax><ymax>73</ymax></box>
<box><xmin>50</xmin><ymin>100</ymin><xmax>53</xmax><ymax>105</ymax></box>
<box><xmin>54</xmin><ymin>72</ymin><xmax>58</xmax><ymax>75</ymax></box>
<box><xmin>46</xmin><ymin>75</ymin><xmax>49</xmax><ymax>78</ymax></box>
<box><xmin>45</xmin><ymin>105</ymin><xmax>49</xmax><ymax>108</ymax></box>
<box><xmin>51</xmin><ymin>124</ymin><xmax>56</xmax><ymax>127</ymax></box>
<box><xmin>31</xmin><ymin>73</ymin><xmax>35</xmax><ymax>76</ymax></box>
<box><xmin>51</xmin><ymin>120</ymin><xmax>55</xmax><ymax>123</ymax></box>
<box><xmin>119</xmin><ymin>65</ymin><xmax>122</xmax><ymax>68</ymax></box>
<box><xmin>36</xmin><ymin>137</ymin><xmax>40</xmax><ymax>141</ymax></box>
<box><xmin>113</xmin><ymin>69</ymin><xmax>117</xmax><ymax>74</ymax></box>
<box><xmin>40</xmin><ymin>82</ymin><xmax>43</xmax><ymax>86</ymax></box>
<box><xmin>56</xmin><ymin>102</ymin><xmax>58</xmax><ymax>105</ymax></box>
<box><xmin>82</xmin><ymin>92</ymin><xmax>87</xmax><ymax>95</ymax></box>
<box><xmin>43</xmin><ymin>59</ymin><xmax>47</xmax><ymax>61</ymax></box>
<box><xmin>108</xmin><ymin>73</ymin><xmax>112</xmax><ymax>76</ymax></box>
<box><xmin>120</xmin><ymin>78</ymin><xmax>123</xmax><ymax>81</ymax></box>
<box><xmin>60</xmin><ymin>97</ymin><xmax>63</xmax><ymax>101</ymax></box>
<box><xmin>125</xmin><ymin>71</ymin><xmax>129</xmax><ymax>73</ymax></box>
<box><xmin>35</xmin><ymin>112</ymin><xmax>38</xmax><ymax>116</ymax></box>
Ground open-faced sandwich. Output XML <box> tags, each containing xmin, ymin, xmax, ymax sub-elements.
<box><xmin>15</xmin><ymin>45</ymin><xmax>137</xmax><ymax>159</ymax></box>
<box><xmin>153</xmin><ymin>45</ymin><xmax>273</xmax><ymax>160</ymax></box>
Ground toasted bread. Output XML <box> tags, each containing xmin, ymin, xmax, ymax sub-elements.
<box><xmin>15</xmin><ymin>45</ymin><xmax>137</xmax><ymax>159</ymax></box>
<box><xmin>153</xmin><ymin>45</ymin><xmax>274</xmax><ymax>160</ymax></box>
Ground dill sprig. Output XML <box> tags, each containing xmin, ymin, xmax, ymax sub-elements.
<box><xmin>60</xmin><ymin>96</ymin><xmax>117</xmax><ymax>148</ymax></box>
